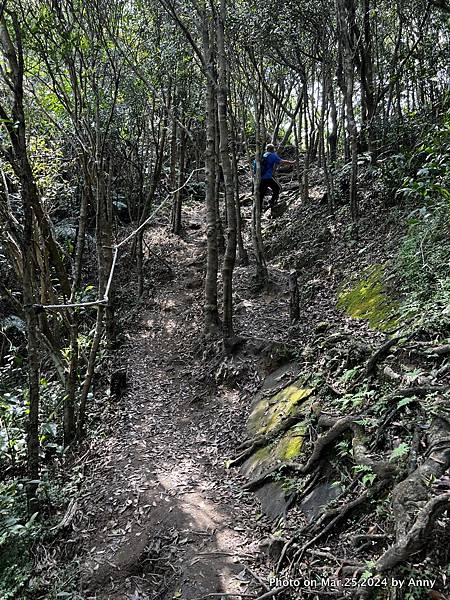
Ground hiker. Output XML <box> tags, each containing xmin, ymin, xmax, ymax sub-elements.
<box><xmin>253</xmin><ymin>143</ymin><xmax>295</xmax><ymax>214</ymax></box>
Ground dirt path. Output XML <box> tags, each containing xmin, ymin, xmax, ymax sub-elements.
<box><xmin>75</xmin><ymin>220</ymin><xmax>265</xmax><ymax>600</ymax></box>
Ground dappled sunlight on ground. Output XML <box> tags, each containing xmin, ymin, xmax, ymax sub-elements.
<box><xmin>76</xmin><ymin>210</ymin><xmax>264</xmax><ymax>600</ymax></box>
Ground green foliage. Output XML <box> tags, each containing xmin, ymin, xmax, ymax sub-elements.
<box><xmin>337</xmin><ymin>265</ymin><xmax>399</xmax><ymax>331</ymax></box>
<box><xmin>339</xmin><ymin>366</ymin><xmax>360</xmax><ymax>384</ymax></box>
<box><xmin>341</xmin><ymin>113</ymin><xmax>450</xmax><ymax>335</ymax></box>
<box><xmin>334</xmin><ymin>387</ymin><xmax>376</xmax><ymax>411</ymax></box>
<box><xmin>398</xmin><ymin>112</ymin><xmax>450</xmax><ymax>203</ymax></box>
<box><xmin>400</xmin><ymin>565</ymin><xmax>440</xmax><ymax>599</ymax></box>
<box><xmin>353</xmin><ymin>464</ymin><xmax>377</xmax><ymax>487</ymax></box>
<box><xmin>336</xmin><ymin>439</ymin><xmax>352</xmax><ymax>457</ymax></box>
<box><xmin>1</xmin><ymin>375</ymin><xmax>64</xmax><ymax>477</ymax></box>
<box><xmin>0</xmin><ymin>482</ymin><xmax>40</xmax><ymax>599</ymax></box>
<box><xmin>0</xmin><ymin>392</ymin><xmax>28</xmax><ymax>468</ymax></box>
<box><xmin>397</xmin><ymin>396</ymin><xmax>416</xmax><ymax>409</ymax></box>
<box><xmin>389</xmin><ymin>442</ymin><xmax>410</xmax><ymax>462</ymax></box>
<box><xmin>360</xmin><ymin>560</ymin><xmax>376</xmax><ymax>581</ymax></box>
<box><xmin>394</xmin><ymin>199</ymin><xmax>450</xmax><ymax>330</ymax></box>
<box><xmin>377</xmin><ymin>110</ymin><xmax>450</xmax><ymax>204</ymax></box>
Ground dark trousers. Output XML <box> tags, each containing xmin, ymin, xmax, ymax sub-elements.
<box><xmin>259</xmin><ymin>178</ymin><xmax>281</xmax><ymax>210</ymax></box>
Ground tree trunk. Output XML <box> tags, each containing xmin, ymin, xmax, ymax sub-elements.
<box><xmin>231</xmin><ymin>134</ymin><xmax>248</xmax><ymax>266</ymax></box>
<box><xmin>214</xmin><ymin>109</ymin><xmax>226</xmax><ymax>254</ymax></box>
<box><xmin>202</xmin><ymin>14</ymin><xmax>219</xmax><ymax>334</ymax></box>
<box><xmin>0</xmin><ymin>13</ymin><xmax>43</xmax><ymax>513</ymax></box>
<box><xmin>64</xmin><ymin>316</ymin><xmax>78</xmax><ymax>446</ymax></box>
<box><xmin>172</xmin><ymin>127</ymin><xmax>186</xmax><ymax>235</ymax></box>
<box><xmin>252</xmin><ymin>93</ymin><xmax>268</xmax><ymax>284</ymax></box>
<box><xmin>328</xmin><ymin>75</ymin><xmax>338</xmax><ymax>166</ymax></box>
<box><xmin>289</xmin><ymin>270</ymin><xmax>300</xmax><ymax>324</ymax></box>
<box><xmin>77</xmin><ymin>306</ymin><xmax>104</xmax><ymax>438</ymax></box>
<box><xmin>22</xmin><ymin>188</ymin><xmax>41</xmax><ymax>515</ymax></box>
<box><xmin>301</xmin><ymin>83</ymin><xmax>310</xmax><ymax>203</ymax></box>
<box><xmin>337</xmin><ymin>0</ymin><xmax>359</xmax><ymax>221</ymax></box>
<box><xmin>217</xmin><ymin>0</ymin><xmax>237</xmax><ymax>342</ymax></box>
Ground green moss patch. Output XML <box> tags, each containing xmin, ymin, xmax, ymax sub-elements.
<box><xmin>277</xmin><ymin>426</ymin><xmax>306</xmax><ymax>460</ymax></box>
<box><xmin>242</xmin><ymin>426</ymin><xmax>307</xmax><ymax>478</ymax></box>
<box><xmin>247</xmin><ymin>380</ymin><xmax>313</xmax><ymax>437</ymax></box>
<box><xmin>337</xmin><ymin>265</ymin><xmax>399</xmax><ymax>331</ymax></box>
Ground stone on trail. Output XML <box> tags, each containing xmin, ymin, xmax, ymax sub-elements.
<box><xmin>300</xmin><ymin>482</ymin><xmax>342</xmax><ymax>522</ymax></box>
<box><xmin>241</xmin><ymin>363</ymin><xmax>315</xmax><ymax>518</ymax></box>
<box><xmin>255</xmin><ymin>481</ymin><xmax>291</xmax><ymax>520</ymax></box>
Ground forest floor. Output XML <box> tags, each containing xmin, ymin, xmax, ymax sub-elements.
<box><xmin>42</xmin><ymin>167</ymin><xmax>450</xmax><ymax>600</ymax></box>
<box><xmin>62</xmin><ymin>209</ymin><xmax>276</xmax><ymax>600</ymax></box>
<box><xmin>51</xmin><ymin>169</ymin><xmax>385</xmax><ymax>600</ymax></box>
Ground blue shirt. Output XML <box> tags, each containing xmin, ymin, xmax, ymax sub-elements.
<box><xmin>261</xmin><ymin>151</ymin><xmax>281</xmax><ymax>180</ymax></box>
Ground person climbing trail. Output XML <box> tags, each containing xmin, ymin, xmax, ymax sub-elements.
<box><xmin>253</xmin><ymin>143</ymin><xmax>295</xmax><ymax>216</ymax></box>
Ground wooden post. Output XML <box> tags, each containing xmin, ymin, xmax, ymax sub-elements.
<box><xmin>289</xmin><ymin>270</ymin><xmax>300</xmax><ymax>324</ymax></box>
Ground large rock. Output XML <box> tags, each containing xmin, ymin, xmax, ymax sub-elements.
<box><xmin>242</xmin><ymin>425</ymin><xmax>307</xmax><ymax>480</ymax></box>
<box><xmin>255</xmin><ymin>481</ymin><xmax>290</xmax><ymax>520</ymax></box>
<box><xmin>300</xmin><ymin>482</ymin><xmax>342</xmax><ymax>522</ymax></box>
<box><xmin>240</xmin><ymin>364</ymin><xmax>316</xmax><ymax>518</ymax></box>
<box><xmin>247</xmin><ymin>377</ymin><xmax>313</xmax><ymax>439</ymax></box>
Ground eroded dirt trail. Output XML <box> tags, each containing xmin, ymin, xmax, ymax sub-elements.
<box><xmin>76</xmin><ymin>221</ymin><xmax>262</xmax><ymax>600</ymax></box>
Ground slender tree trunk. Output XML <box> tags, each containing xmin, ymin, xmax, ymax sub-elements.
<box><xmin>73</xmin><ymin>157</ymin><xmax>90</xmax><ymax>291</ymax></box>
<box><xmin>328</xmin><ymin>76</ymin><xmax>338</xmax><ymax>165</ymax></box>
<box><xmin>137</xmin><ymin>230</ymin><xmax>144</xmax><ymax>297</ymax></box>
<box><xmin>252</xmin><ymin>76</ymin><xmax>268</xmax><ymax>285</ymax></box>
<box><xmin>64</xmin><ymin>316</ymin><xmax>78</xmax><ymax>446</ymax></box>
<box><xmin>95</xmin><ymin>163</ymin><xmax>115</xmax><ymax>343</ymax></box>
<box><xmin>231</xmin><ymin>135</ymin><xmax>248</xmax><ymax>266</ymax></box>
<box><xmin>361</xmin><ymin>0</ymin><xmax>376</xmax><ymax>155</ymax></box>
<box><xmin>22</xmin><ymin>190</ymin><xmax>40</xmax><ymax>515</ymax></box>
<box><xmin>217</xmin><ymin>0</ymin><xmax>236</xmax><ymax>343</ymax></box>
<box><xmin>337</xmin><ymin>0</ymin><xmax>359</xmax><ymax>221</ymax></box>
<box><xmin>202</xmin><ymin>14</ymin><xmax>219</xmax><ymax>334</ymax></box>
<box><xmin>214</xmin><ymin>109</ymin><xmax>226</xmax><ymax>254</ymax></box>
<box><xmin>172</xmin><ymin>128</ymin><xmax>186</xmax><ymax>235</ymax></box>
<box><xmin>77</xmin><ymin>306</ymin><xmax>104</xmax><ymax>438</ymax></box>
<box><xmin>137</xmin><ymin>114</ymin><xmax>168</xmax><ymax>293</ymax></box>
<box><xmin>318</xmin><ymin>66</ymin><xmax>327</xmax><ymax>168</ymax></box>
<box><xmin>302</xmin><ymin>83</ymin><xmax>310</xmax><ymax>202</ymax></box>
<box><xmin>169</xmin><ymin>104</ymin><xmax>178</xmax><ymax>190</ymax></box>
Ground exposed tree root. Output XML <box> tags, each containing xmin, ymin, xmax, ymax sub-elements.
<box><xmin>275</xmin><ymin>477</ymin><xmax>389</xmax><ymax>572</ymax></box>
<box><xmin>376</xmin><ymin>492</ymin><xmax>450</xmax><ymax>573</ymax></box>
<box><xmin>390</xmin><ymin>408</ymin><xmax>450</xmax><ymax>540</ymax></box>
<box><xmin>300</xmin><ymin>476</ymin><xmax>362</xmax><ymax>534</ymax></box>
<box><xmin>240</xmin><ymin>341</ymin><xmax>450</xmax><ymax>591</ymax></box>
<box><xmin>372</xmin><ymin>386</ymin><xmax>449</xmax><ymax>448</ymax></box>
<box><xmin>428</xmin><ymin>344</ymin><xmax>450</xmax><ymax>356</ymax></box>
<box><xmin>352</xmin><ymin>424</ymin><xmax>398</xmax><ymax>480</ymax></box>
<box><xmin>243</xmin><ymin>415</ymin><xmax>360</xmax><ymax>490</ymax></box>
<box><xmin>290</xmin><ymin>480</ymin><xmax>390</xmax><ymax>568</ymax></box>
<box><xmin>390</xmin><ymin>385</ymin><xmax>449</xmax><ymax>399</ymax></box>
<box><xmin>351</xmin><ymin>405</ymin><xmax>450</xmax><ymax>595</ymax></box>
<box><xmin>230</xmin><ymin>407</ymin><xmax>312</xmax><ymax>469</ymax></box>
<box><xmin>364</xmin><ymin>334</ymin><xmax>410</xmax><ymax>377</ymax></box>
<box><xmin>292</xmin><ymin>415</ymin><xmax>362</xmax><ymax>475</ymax></box>
<box><xmin>243</xmin><ymin>462</ymin><xmax>290</xmax><ymax>491</ymax></box>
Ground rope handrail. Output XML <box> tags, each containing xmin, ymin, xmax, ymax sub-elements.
<box><xmin>27</xmin><ymin>168</ymin><xmax>203</xmax><ymax>312</ymax></box>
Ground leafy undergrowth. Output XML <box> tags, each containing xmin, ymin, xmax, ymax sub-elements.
<box><xmin>6</xmin><ymin>114</ymin><xmax>449</xmax><ymax>600</ymax></box>
<box><xmin>231</xmin><ymin>115</ymin><xmax>450</xmax><ymax>599</ymax></box>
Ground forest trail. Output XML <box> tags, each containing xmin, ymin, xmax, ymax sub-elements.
<box><xmin>75</xmin><ymin>214</ymin><xmax>262</xmax><ymax>600</ymax></box>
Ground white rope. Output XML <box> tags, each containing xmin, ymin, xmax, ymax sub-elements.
<box><xmin>30</xmin><ymin>168</ymin><xmax>203</xmax><ymax>312</ymax></box>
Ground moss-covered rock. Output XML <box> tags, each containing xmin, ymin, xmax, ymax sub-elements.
<box><xmin>247</xmin><ymin>379</ymin><xmax>313</xmax><ymax>438</ymax></box>
<box><xmin>241</xmin><ymin>373</ymin><xmax>315</xmax><ymax>517</ymax></box>
<box><xmin>337</xmin><ymin>264</ymin><xmax>399</xmax><ymax>331</ymax></box>
<box><xmin>242</xmin><ymin>426</ymin><xmax>307</xmax><ymax>479</ymax></box>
